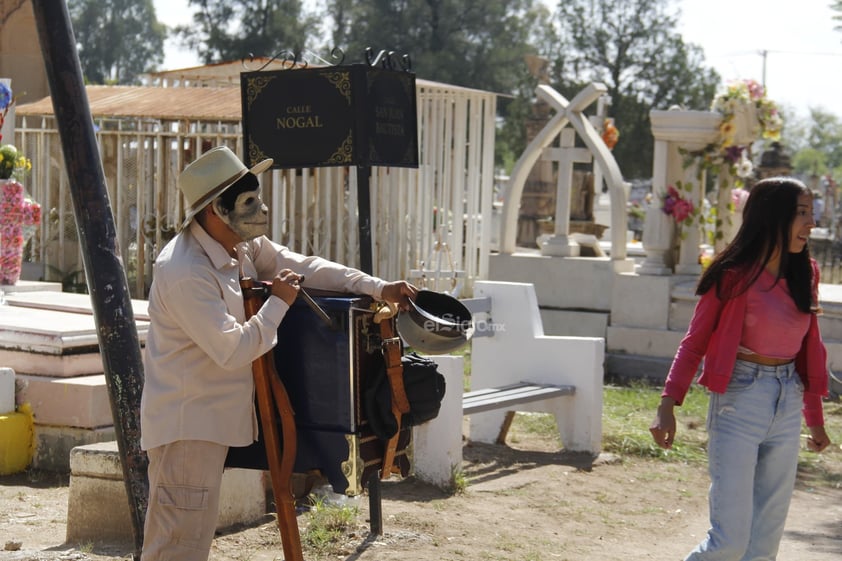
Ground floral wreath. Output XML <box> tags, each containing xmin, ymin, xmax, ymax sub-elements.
<box><xmin>711</xmin><ymin>79</ymin><xmax>782</xmax><ymax>144</ymax></box>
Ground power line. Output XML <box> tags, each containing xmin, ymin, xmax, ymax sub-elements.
<box><xmin>712</xmin><ymin>49</ymin><xmax>842</xmax><ymax>88</ymax></box>
<box><xmin>717</xmin><ymin>49</ymin><xmax>842</xmax><ymax>58</ymax></box>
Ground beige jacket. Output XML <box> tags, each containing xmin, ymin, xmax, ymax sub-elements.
<box><xmin>140</xmin><ymin>221</ymin><xmax>385</xmax><ymax>450</ymax></box>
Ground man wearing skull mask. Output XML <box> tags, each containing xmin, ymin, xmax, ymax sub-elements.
<box><xmin>140</xmin><ymin>146</ymin><xmax>416</xmax><ymax>561</ymax></box>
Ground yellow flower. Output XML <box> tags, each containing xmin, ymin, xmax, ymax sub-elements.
<box><xmin>719</xmin><ymin>119</ymin><xmax>735</xmax><ymax>139</ymax></box>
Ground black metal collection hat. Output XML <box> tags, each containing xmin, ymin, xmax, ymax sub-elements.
<box><xmin>396</xmin><ymin>290</ymin><xmax>474</xmax><ymax>354</ymax></box>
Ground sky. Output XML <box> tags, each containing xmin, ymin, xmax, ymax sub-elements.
<box><xmin>152</xmin><ymin>0</ymin><xmax>842</xmax><ymax>120</ymax></box>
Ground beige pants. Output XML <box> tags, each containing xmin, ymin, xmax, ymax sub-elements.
<box><xmin>141</xmin><ymin>440</ymin><xmax>228</xmax><ymax>561</ymax></box>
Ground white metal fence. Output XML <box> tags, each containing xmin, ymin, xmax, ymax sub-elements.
<box><xmin>16</xmin><ymin>84</ymin><xmax>496</xmax><ymax>298</ymax></box>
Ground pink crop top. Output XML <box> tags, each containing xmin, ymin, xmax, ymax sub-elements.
<box><xmin>738</xmin><ymin>269</ymin><xmax>810</xmax><ymax>359</ymax></box>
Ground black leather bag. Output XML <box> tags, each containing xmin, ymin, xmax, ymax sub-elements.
<box><xmin>364</xmin><ymin>352</ymin><xmax>447</xmax><ymax>440</ymax></box>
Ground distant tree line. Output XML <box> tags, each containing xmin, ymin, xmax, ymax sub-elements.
<box><xmin>66</xmin><ymin>0</ymin><xmax>842</xmax><ymax>183</ymax></box>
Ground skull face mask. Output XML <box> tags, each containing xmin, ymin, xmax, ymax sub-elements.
<box><xmin>213</xmin><ymin>174</ymin><xmax>269</xmax><ymax>241</ymax></box>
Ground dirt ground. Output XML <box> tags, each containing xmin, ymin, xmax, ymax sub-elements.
<box><xmin>2</xmin><ymin>431</ymin><xmax>841</xmax><ymax>561</ymax></box>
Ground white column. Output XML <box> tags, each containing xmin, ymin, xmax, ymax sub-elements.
<box><xmin>642</xmin><ymin>110</ymin><xmax>721</xmax><ymax>276</ymax></box>
<box><xmin>639</xmin><ymin>138</ymin><xmax>673</xmax><ymax>275</ymax></box>
<box><xmin>675</xmin><ymin>161</ymin><xmax>704</xmax><ymax>276</ymax></box>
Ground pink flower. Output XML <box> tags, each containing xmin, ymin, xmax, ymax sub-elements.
<box><xmin>661</xmin><ymin>184</ymin><xmax>694</xmax><ymax>225</ymax></box>
<box><xmin>731</xmin><ymin>188</ymin><xmax>749</xmax><ymax>211</ymax></box>
<box><xmin>746</xmin><ymin>80</ymin><xmax>765</xmax><ymax>100</ymax></box>
<box><xmin>672</xmin><ymin>198</ymin><xmax>694</xmax><ymax>223</ymax></box>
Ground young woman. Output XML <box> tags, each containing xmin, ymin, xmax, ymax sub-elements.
<box><xmin>650</xmin><ymin>177</ymin><xmax>831</xmax><ymax>560</ymax></box>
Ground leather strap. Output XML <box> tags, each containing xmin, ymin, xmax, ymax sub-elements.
<box><xmin>375</xmin><ymin>302</ymin><xmax>409</xmax><ymax>478</ymax></box>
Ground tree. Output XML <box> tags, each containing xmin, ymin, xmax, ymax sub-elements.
<box><xmin>69</xmin><ymin>0</ymin><xmax>166</xmax><ymax>85</ymax></box>
<box><xmin>323</xmin><ymin>0</ymin><xmax>550</xmax><ymax>96</ymax></box>
<box><xmin>547</xmin><ymin>0</ymin><xmax>720</xmax><ymax>178</ymax></box>
<box><xmin>833</xmin><ymin>0</ymin><xmax>842</xmax><ymax>35</ymax></box>
<box><xmin>175</xmin><ymin>0</ymin><xmax>321</xmax><ymax>64</ymax></box>
<box><xmin>320</xmin><ymin>0</ymin><xmax>553</xmax><ymax>171</ymax></box>
<box><xmin>790</xmin><ymin>108</ymin><xmax>842</xmax><ymax>180</ymax></box>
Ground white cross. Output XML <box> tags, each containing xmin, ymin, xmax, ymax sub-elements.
<box><xmin>543</xmin><ymin>128</ymin><xmax>592</xmax><ymax>237</ymax></box>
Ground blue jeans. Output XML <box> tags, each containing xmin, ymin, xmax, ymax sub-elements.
<box><xmin>686</xmin><ymin>360</ymin><xmax>804</xmax><ymax>561</ymax></box>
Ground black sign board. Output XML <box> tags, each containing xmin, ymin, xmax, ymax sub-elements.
<box><xmin>241</xmin><ymin>64</ymin><xmax>418</xmax><ymax>169</ymax></box>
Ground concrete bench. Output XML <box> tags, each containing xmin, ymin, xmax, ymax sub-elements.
<box><xmin>412</xmin><ymin>281</ymin><xmax>604</xmax><ymax>491</ymax></box>
<box><xmin>463</xmin><ymin>382</ymin><xmax>576</xmax><ymax>443</ymax></box>
<box><xmin>466</xmin><ymin>281</ymin><xmax>603</xmax><ymax>452</ymax></box>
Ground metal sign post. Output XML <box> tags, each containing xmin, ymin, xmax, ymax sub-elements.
<box><xmin>240</xmin><ymin>54</ymin><xmax>418</xmax><ymax>276</ymax></box>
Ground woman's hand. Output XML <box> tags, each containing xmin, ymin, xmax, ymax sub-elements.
<box><xmin>650</xmin><ymin>397</ymin><xmax>677</xmax><ymax>450</ymax></box>
<box><xmin>380</xmin><ymin>281</ymin><xmax>418</xmax><ymax>310</ymax></box>
<box><xmin>806</xmin><ymin>425</ymin><xmax>831</xmax><ymax>452</ymax></box>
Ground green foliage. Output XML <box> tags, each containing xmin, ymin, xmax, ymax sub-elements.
<box><xmin>68</xmin><ymin>0</ymin><xmax>165</xmax><ymax>84</ymax></box>
<box><xmin>781</xmin><ymin>106</ymin><xmax>842</xmax><ymax>187</ymax></box>
<box><xmin>324</xmin><ymin>0</ymin><xmax>550</xmax><ymax>96</ymax></box>
<box><xmin>601</xmin><ymin>383</ymin><xmax>709</xmax><ymax>464</ymax></box>
<box><xmin>833</xmin><ymin>1</ymin><xmax>842</xmax><ymax>34</ymax></box>
<box><xmin>320</xmin><ymin>0</ymin><xmax>552</xmax><ymax>172</ymax></box>
<box><xmin>175</xmin><ymin>0</ymin><xmax>321</xmax><ymax>64</ymax></box>
<box><xmin>792</xmin><ymin>148</ymin><xmax>829</xmax><ymax>177</ymax></box>
<box><xmin>546</xmin><ymin>0</ymin><xmax>721</xmax><ymax>179</ymax></box>
<box><xmin>451</xmin><ymin>465</ymin><xmax>468</xmax><ymax>494</ymax></box>
<box><xmin>302</xmin><ymin>496</ymin><xmax>359</xmax><ymax>554</ymax></box>
<box><xmin>509</xmin><ymin>382</ymin><xmax>842</xmax><ymax>489</ymax></box>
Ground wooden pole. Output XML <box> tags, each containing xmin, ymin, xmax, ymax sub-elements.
<box><xmin>241</xmin><ymin>278</ymin><xmax>303</xmax><ymax>561</ymax></box>
<box><xmin>30</xmin><ymin>1</ymin><xmax>147</xmax><ymax>556</ymax></box>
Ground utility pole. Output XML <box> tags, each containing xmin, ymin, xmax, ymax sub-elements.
<box><xmin>31</xmin><ymin>2</ymin><xmax>148</xmax><ymax>557</ymax></box>
<box><xmin>760</xmin><ymin>49</ymin><xmax>768</xmax><ymax>88</ymax></box>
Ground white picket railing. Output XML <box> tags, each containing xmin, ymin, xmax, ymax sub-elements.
<box><xmin>15</xmin><ymin>83</ymin><xmax>496</xmax><ymax>298</ymax></box>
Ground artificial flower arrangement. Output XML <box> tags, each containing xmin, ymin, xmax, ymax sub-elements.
<box><xmin>711</xmin><ymin>79</ymin><xmax>782</xmax><ymax>143</ymax></box>
<box><xmin>0</xmin><ymin>142</ymin><xmax>40</xmax><ymax>284</ymax></box>
<box><xmin>0</xmin><ymin>143</ymin><xmax>31</xmax><ymax>181</ymax></box>
<box><xmin>601</xmin><ymin>119</ymin><xmax>619</xmax><ymax>150</ymax></box>
<box><xmin>681</xmin><ymin>79</ymin><xmax>772</xmax><ymax>191</ymax></box>
<box><xmin>0</xmin><ymin>174</ymin><xmax>41</xmax><ymax>285</ymax></box>
<box><xmin>693</xmin><ymin>78</ymin><xmax>780</xmax><ymax>183</ymax></box>
<box><xmin>661</xmin><ymin>181</ymin><xmax>699</xmax><ymax>239</ymax></box>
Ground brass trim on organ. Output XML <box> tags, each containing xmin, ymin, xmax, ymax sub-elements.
<box><xmin>342</xmin><ymin>433</ymin><xmax>364</xmax><ymax>496</ymax></box>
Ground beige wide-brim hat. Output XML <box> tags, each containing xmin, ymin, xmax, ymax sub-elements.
<box><xmin>178</xmin><ymin>146</ymin><xmax>273</xmax><ymax>229</ymax></box>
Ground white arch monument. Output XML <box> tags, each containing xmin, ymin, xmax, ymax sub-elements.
<box><xmin>499</xmin><ymin>82</ymin><xmax>631</xmax><ymax>268</ymax></box>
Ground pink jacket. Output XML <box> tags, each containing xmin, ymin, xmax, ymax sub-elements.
<box><xmin>663</xmin><ymin>260</ymin><xmax>828</xmax><ymax>427</ymax></box>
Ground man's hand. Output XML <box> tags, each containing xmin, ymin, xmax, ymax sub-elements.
<box><xmin>806</xmin><ymin>425</ymin><xmax>831</xmax><ymax>452</ymax></box>
<box><xmin>650</xmin><ymin>397</ymin><xmax>677</xmax><ymax>450</ymax></box>
<box><xmin>381</xmin><ymin>281</ymin><xmax>418</xmax><ymax>311</ymax></box>
<box><xmin>271</xmin><ymin>269</ymin><xmax>302</xmax><ymax>306</ymax></box>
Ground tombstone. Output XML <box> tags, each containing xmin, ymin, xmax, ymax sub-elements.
<box><xmin>757</xmin><ymin>142</ymin><xmax>792</xmax><ymax>179</ymax></box>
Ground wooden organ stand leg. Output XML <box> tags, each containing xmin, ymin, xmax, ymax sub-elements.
<box><xmin>241</xmin><ymin>277</ymin><xmax>304</xmax><ymax>561</ymax></box>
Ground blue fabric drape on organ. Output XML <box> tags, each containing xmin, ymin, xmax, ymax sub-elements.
<box><xmin>225</xmin><ymin>292</ymin><xmax>411</xmax><ymax>496</ymax></box>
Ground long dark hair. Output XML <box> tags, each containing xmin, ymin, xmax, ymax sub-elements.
<box><xmin>696</xmin><ymin>177</ymin><xmax>813</xmax><ymax>312</ymax></box>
